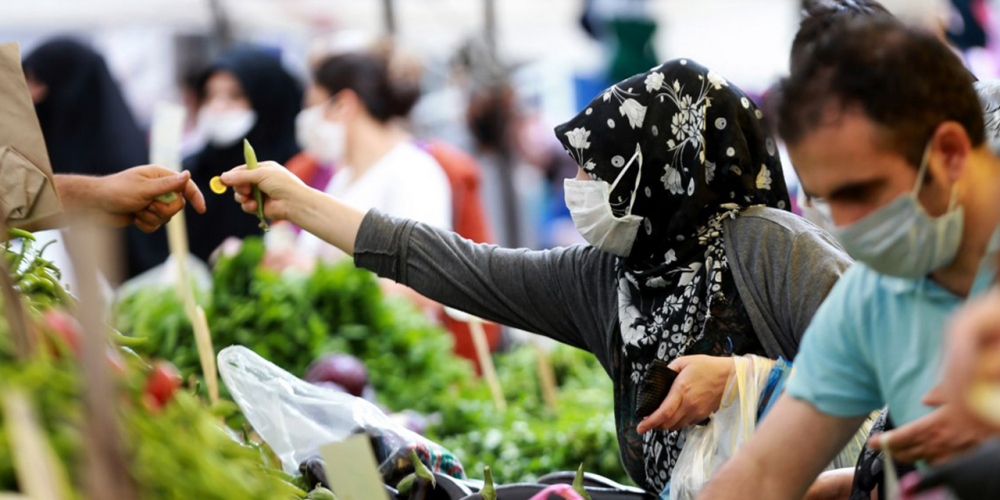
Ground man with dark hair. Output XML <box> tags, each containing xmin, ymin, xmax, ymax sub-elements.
<box><xmin>790</xmin><ymin>0</ymin><xmax>893</xmax><ymax>70</ymax></box>
<box><xmin>697</xmin><ymin>16</ymin><xmax>1000</xmax><ymax>500</ymax></box>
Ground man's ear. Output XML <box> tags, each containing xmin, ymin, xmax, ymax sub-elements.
<box><xmin>928</xmin><ymin>121</ymin><xmax>972</xmax><ymax>184</ymax></box>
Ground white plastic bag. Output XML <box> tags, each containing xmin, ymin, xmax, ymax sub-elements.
<box><xmin>667</xmin><ymin>356</ymin><xmax>874</xmax><ymax>500</ymax></box>
<box><xmin>217</xmin><ymin>346</ymin><xmax>465</xmax><ymax>482</ymax></box>
<box><xmin>669</xmin><ymin>355</ymin><xmax>775</xmax><ymax>500</ymax></box>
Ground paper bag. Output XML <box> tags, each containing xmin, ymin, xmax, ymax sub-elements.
<box><xmin>0</xmin><ymin>42</ymin><xmax>61</xmax><ymax>225</ymax></box>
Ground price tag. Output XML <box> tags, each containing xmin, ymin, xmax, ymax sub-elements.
<box><xmin>320</xmin><ymin>435</ymin><xmax>389</xmax><ymax>500</ymax></box>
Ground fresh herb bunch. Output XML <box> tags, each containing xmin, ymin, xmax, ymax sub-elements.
<box><xmin>0</xmin><ymin>236</ymin><xmax>308</xmax><ymax>499</ymax></box>
<box><xmin>114</xmin><ymin>237</ymin><xmax>627</xmax><ymax>484</ymax></box>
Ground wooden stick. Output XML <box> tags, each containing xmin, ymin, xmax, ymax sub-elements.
<box><xmin>64</xmin><ymin>223</ymin><xmax>136</xmax><ymax>500</ymax></box>
<box><xmin>1</xmin><ymin>389</ymin><xmax>71</xmax><ymax>500</ymax></box>
<box><xmin>192</xmin><ymin>305</ymin><xmax>219</xmax><ymax>405</ymax></box>
<box><xmin>153</xmin><ymin>102</ymin><xmax>219</xmax><ymax>405</ymax></box>
<box><xmin>468</xmin><ymin>317</ymin><xmax>506</xmax><ymax>411</ymax></box>
<box><xmin>532</xmin><ymin>342</ymin><xmax>559</xmax><ymax>412</ymax></box>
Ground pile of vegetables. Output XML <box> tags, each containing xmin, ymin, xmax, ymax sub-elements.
<box><xmin>0</xmin><ymin>231</ymin><xmax>330</xmax><ymax>499</ymax></box>
<box><xmin>114</xmin><ymin>237</ymin><xmax>627</xmax><ymax>484</ymax></box>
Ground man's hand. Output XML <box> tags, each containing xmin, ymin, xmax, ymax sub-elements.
<box><xmin>869</xmin><ymin>390</ymin><xmax>998</xmax><ymax>464</ymax></box>
<box><xmin>97</xmin><ymin>165</ymin><xmax>206</xmax><ymax>232</ymax></box>
<box><xmin>637</xmin><ymin>355</ymin><xmax>734</xmax><ymax>433</ymax></box>
<box><xmin>54</xmin><ymin>165</ymin><xmax>207</xmax><ymax>232</ymax></box>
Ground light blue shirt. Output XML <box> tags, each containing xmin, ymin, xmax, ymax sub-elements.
<box><xmin>787</xmin><ymin>232</ymin><xmax>999</xmax><ymax>425</ymax></box>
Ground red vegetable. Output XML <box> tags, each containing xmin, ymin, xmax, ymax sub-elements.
<box><xmin>145</xmin><ymin>361</ymin><xmax>182</xmax><ymax>409</ymax></box>
<box><xmin>40</xmin><ymin>308</ymin><xmax>82</xmax><ymax>357</ymax></box>
<box><xmin>304</xmin><ymin>354</ymin><xmax>369</xmax><ymax>397</ymax></box>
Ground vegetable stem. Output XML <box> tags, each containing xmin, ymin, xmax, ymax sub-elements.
<box><xmin>243</xmin><ymin>139</ymin><xmax>270</xmax><ymax>232</ymax></box>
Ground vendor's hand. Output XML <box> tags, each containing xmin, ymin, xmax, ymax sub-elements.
<box><xmin>942</xmin><ymin>289</ymin><xmax>1000</xmax><ymax>429</ymax></box>
<box><xmin>220</xmin><ymin>162</ymin><xmax>307</xmax><ymax>222</ymax></box>
<box><xmin>868</xmin><ymin>390</ymin><xmax>998</xmax><ymax>465</ymax></box>
<box><xmin>92</xmin><ymin>165</ymin><xmax>206</xmax><ymax>232</ymax></box>
<box><xmin>637</xmin><ymin>355</ymin><xmax>734</xmax><ymax>433</ymax></box>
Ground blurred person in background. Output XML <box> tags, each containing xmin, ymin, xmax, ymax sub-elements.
<box><xmin>22</xmin><ymin>37</ymin><xmax>160</xmax><ymax>279</ymax></box>
<box><xmin>294</xmin><ymin>41</ymin><xmax>501</xmax><ymax>363</ymax></box>
<box><xmin>460</xmin><ymin>38</ymin><xmax>548</xmax><ymax>250</ymax></box>
<box><xmin>136</xmin><ymin>44</ymin><xmax>303</xmax><ymax>272</ymax></box>
<box><xmin>23</xmin><ymin>38</ymin><xmax>148</xmax><ymax>178</ymax></box>
<box><xmin>294</xmin><ymin>48</ymin><xmax>451</xmax><ymax>261</ymax></box>
<box><xmin>283</xmin><ymin>31</ymin><xmax>373</xmax><ymax>192</ymax></box>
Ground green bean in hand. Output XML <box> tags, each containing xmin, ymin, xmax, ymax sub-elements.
<box><xmin>243</xmin><ymin>139</ymin><xmax>270</xmax><ymax>232</ymax></box>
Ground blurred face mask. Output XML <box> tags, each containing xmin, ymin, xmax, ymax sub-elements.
<box><xmin>295</xmin><ymin>104</ymin><xmax>346</xmax><ymax>164</ymax></box>
<box><xmin>564</xmin><ymin>145</ymin><xmax>644</xmax><ymax>257</ymax></box>
<box><xmin>830</xmin><ymin>144</ymin><xmax>965</xmax><ymax>279</ymax></box>
<box><xmin>198</xmin><ymin>107</ymin><xmax>257</xmax><ymax>147</ymax></box>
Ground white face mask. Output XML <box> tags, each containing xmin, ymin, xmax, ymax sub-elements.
<box><xmin>198</xmin><ymin>107</ymin><xmax>257</xmax><ymax>147</ymax></box>
<box><xmin>830</xmin><ymin>144</ymin><xmax>965</xmax><ymax>279</ymax></box>
<box><xmin>564</xmin><ymin>145</ymin><xmax>644</xmax><ymax>257</ymax></box>
<box><xmin>295</xmin><ymin>104</ymin><xmax>346</xmax><ymax>164</ymax></box>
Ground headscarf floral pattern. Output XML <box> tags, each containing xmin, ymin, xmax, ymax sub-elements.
<box><xmin>555</xmin><ymin>59</ymin><xmax>789</xmax><ymax>492</ymax></box>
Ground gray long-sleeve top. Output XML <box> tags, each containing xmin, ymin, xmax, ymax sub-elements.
<box><xmin>354</xmin><ymin>205</ymin><xmax>852</xmax><ymax>487</ymax></box>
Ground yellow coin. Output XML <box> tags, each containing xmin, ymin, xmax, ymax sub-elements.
<box><xmin>209</xmin><ymin>176</ymin><xmax>227</xmax><ymax>194</ymax></box>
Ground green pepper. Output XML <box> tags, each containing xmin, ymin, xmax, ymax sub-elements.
<box><xmin>155</xmin><ymin>191</ymin><xmax>179</xmax><ymax>204</ymax></box>
<box><xmin>6</xmin><ymin>228</ymin><xmax>35</xmax><ymax>242</ymax></box>
<box><xmin>307</xmin><ymin>485</ymin><xmax>337</xmax><ymax>500</ymax></box>
<box><xmin>243</xmin><ymin>139</ymin><xmax>269</xmax><ymax>232</ymax></box>
<box><xmin>573</xmin><ymin>464</ymin><xmax>593</xmax><ymax>500</ymax></box>
<box><xmin>481</xmin><ymin>466</ymin><xmax>496</xmax><ymax>500</ymax></box>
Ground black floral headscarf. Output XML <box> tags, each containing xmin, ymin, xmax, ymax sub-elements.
<box><xmin>555</xmin><ymin>59</ymin><xmax>789</xmax><ymax>492</ymax></box>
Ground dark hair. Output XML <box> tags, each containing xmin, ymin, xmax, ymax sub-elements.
<box><xmin>777</xmin><ymin>17</ymin><xmax>984</xmax><ymax>167</ymax></box>
<box><xmin>313</xmin><ymin>47</ymin><xmax>421</xmax><ymax>122</ymax></box>
<box><xmin>791</xmin><ymin>0</ymin><xmax>893</xmax><ymax>71</ymax></box>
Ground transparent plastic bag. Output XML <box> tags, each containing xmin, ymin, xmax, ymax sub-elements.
<box><xmin>668</xmin><ymin>355</ymin><xmax>775</xmax><ymax>500</ymax></box>
<box><xmin>217</xmin><ymin>346</ymin><xmax>465</xmax><ymax>484</ymax></box>
<box><xmin>667</xmin><ymin>356</ymin><xmax>874</xmax><ymax>500</ymax></box>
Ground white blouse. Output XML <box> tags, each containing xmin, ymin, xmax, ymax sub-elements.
<box><xmin>297</xmin><ymin>142</ymin><xmax>452</xmax><ymax>260</ymax></box>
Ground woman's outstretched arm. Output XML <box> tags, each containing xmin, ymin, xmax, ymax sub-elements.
<box><xmin>221</xmin><ymin>162</ymin><xmax>617</xmax><ymax>354</ymax></box>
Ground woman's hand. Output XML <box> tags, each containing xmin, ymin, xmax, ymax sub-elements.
<box><xmin>637</xmin><ymin>355</ymin><xmax>734</xmax><ymax>434</ymax></box>
<box><xmin>220</xmin><ymin>161</ymin><xmax>307</xmax><ymax>222</ymax></box>
<box><xmin>220</xmin><ymin>161</ymin><xmax>367</xmax><ymax>255</ymax></box>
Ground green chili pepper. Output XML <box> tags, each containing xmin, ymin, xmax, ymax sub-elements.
<box><xmin>110</xmin><ymin>329</ymin><xmax>148</xmax><ymax>348</ymax></box>
<box><xmin>481</xmin><ymin>466</ymin><xmax>496</xmax><ymax>500</ymax></box>
<box><xmin>7</xmin><ymin>228</ymin><xmax>35</xmax><ymax>242</ymax></box>
<box><xmin>155</xmin><ymin>192</ymin><xmax>179</xmax><ymax>204</ymax></box>
<box><xmin>243</xmin><ymin>139</ymin><xmax>269</xmax><ymax>232</ymax></box>
<box><xmin>573</xmin><ymin>464</ymin><xmax>593</xmax><ymax>500</ymax></box>
<box><xmin>307</xmin><ymin>485</ymin><xmax>337</xmax><ymax>500</ymax></box>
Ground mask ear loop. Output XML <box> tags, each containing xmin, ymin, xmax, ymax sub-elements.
<box><xmin>609</xmin><ymin>144</ymin><xmax>644</xmax><ymax>216</ymax></box>
<box><xmin>911</xmin><ymin>143</ymin><xmax>933</xmax><ymax>196</ymax></box>
<box><xmin>913</xmin><ymin>142</ymin><xmax>961</xmax><ymax>212</ymax></box>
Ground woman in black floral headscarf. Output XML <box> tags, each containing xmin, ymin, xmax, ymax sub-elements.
<box><xmin>217</xmin><ymin>59</ymin><xmax>853</xmax><ymax>494</ymax></box>
<box><xmin>554</xmin><ymin>59</ymin><xmax>797</xmax><ymax>489</ymax></box>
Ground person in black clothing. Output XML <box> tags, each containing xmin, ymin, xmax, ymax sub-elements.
<box><xmin>135</xmin><ymin>45</ymin><xmax>303</xmax><ymax>271</ymax></box>
<box><xmin>23</xmin><ymin>38</ymin><xmax>161</xmax><ymax>279</ymax></box>
<box><xmin>23</xmin><ymin>38</ymin><xmax>148</xmax><ymax>178</ymax></box>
